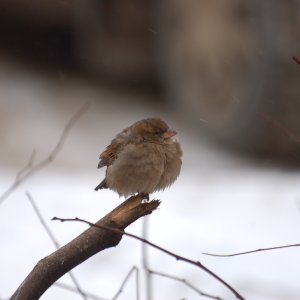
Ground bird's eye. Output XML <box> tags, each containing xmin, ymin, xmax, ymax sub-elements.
<box><xmin>155</xmin><ymin>131</ymin><xmax>160</xmax><ymax>135</ymax></box>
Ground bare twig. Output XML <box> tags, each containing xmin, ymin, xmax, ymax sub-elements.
<box><xmin>203</xmin><ymin>243</ymin><xmax>300</xmax><ymax>257</ymax></box>
<box><xmin>142</xmin><ymin>217</ymin><xmax>152</xmax><ymax>300</ymax></box>
<box><xmin>27</xmin><ymin>192</ymin><xmax>141</xmax><ymax>300</ymax></box>
<box><xmin>11</xmin><ymin>195</ymin><xmax>160</xmax><ymax>300</ymax></box>
<box><xmin>257</xmin><ymin>111</ymin><xmax>300</xmax><ymax>145</ymax></box>
<box><xmin>26</xmin><ymin>192</ymin><xmax>59</xmax><ymax>248</ymax></box>
<box><xmin>15</xmin><ymin>150</ymin><xmax>36</xmax><ymax>181</ymax></box>
<box><xmin>148</xmin><ymin>269</ymin><xmax>223</xmax><ymax>300</ymax></box>
<box><xmin>111</xmin><ymin>266</ymin><xmax>140</xmax><ymax>300</ymax></box>
<box><xmin>53</xmin><ymin>282</ymin><xmax>108</xmax><ymax>300</ymax></box>
<box><xmin>52</xmin><ymin>217</ymin><xmax>245</xmax><ymax>300</ymax></box>
<box><xmin>135</xmin><ymin>266</ymin><xmax>140</xmax><ymax>300</ymax></box>
<box><xmin>0</xmin><ymin>102</ymin><xmax>89</xmax><ymax>205</ymax></box>
<box><xmin>292</xmin><ymin>56</ymin><xmax>300</xmax><ymax>65</ymax></box>
<box><xmin>26</xmin><ymin>192</ymin><xmax>88</xmax><ymax>300</ymax></box>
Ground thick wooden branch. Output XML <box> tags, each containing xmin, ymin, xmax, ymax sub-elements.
<box><xmin>11</xmin><ymin>195</ymin><xmax>160</xmax><ymax>300</ymax></box>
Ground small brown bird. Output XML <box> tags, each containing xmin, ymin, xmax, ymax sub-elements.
<box><xmin>95</xmin><ymin>118</ymin><xmax>182</xmax><ymax>197</ymax></box>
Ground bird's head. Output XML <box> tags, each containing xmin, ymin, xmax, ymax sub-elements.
<box><xmin>131</xmin><ymin>118</ymin><xmax>177</xmax><ymax>143</ymax></box>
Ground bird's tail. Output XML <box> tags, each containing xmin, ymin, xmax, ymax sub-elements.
<box><xmin>95</xmin><ymin>179</ymin><xmax>108</xmax><ymax>191</ymax></box>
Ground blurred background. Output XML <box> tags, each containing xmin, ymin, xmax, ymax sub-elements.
<box><xmin>1</xmin><ymin>0</ymin><xmax>300</xmax><ymax>299</ymax></box>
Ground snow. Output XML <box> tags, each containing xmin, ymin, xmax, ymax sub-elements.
<box><xmin>1</xmin><ymin>60</ymin><xmax>300</xmax><ymax>300</ymax></box>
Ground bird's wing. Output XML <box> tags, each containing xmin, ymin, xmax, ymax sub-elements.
<box><xmin>98</xmin><ymin>141</ymin><xmax>120</xmax><ymax>168</ymax></box>
<box><xmin>97</xmin><ymin>127</ymin><xmax>131</xmax><ymax>168</ymax></box>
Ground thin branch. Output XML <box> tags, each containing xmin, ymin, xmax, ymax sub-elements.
<box><xmin>53</xmin><ymin>262</ymin><xmax>140</xmax><ymax>300</ymax></box>
<box><xmin>11</xmin><ymin>195</ymin><xmax>160</xmax><ymax>300</ymax></box>
<box><xmin>26</xmin><ymin>192</ymin><xmax>60</xmax><ymax>248</ymax></box>
<box><xmin>53</xmin><ymin>282</ymin><xmax>109</xmax><ymax>300</ymax></box>
<box><xmin>292</xmin><ymin>56</ymin><xmax>300</xmax><ymax>65</ymax></box>
<box><xmin>26</xmin><ymin>192</ymin><xmax>88</xmax><ymax>300</ymax></box>
<box><xmin>52</xmin><ymin>217</ymin><xmax>245</xmax><ymax>300</ymax></box>
<box><xmin>28</xmin><ymin>193</ymin><xmax>140</xmax><ymax>300</ymax></box>
<box><xmin>142</xmin><ymin>217</ymin><xmax>152</xmax><ymax>300</ymax></box>
<box><xmin>15</xmin><ymin>149</ymin><xmax>36</xmax><ymax>181</ymax></box>
<box><xmin>66</xmin><ymin>272</ymin><xmax>88</xmax><ymax>300</ymax></box>
<box><xmin>135</xmin><ymin>265</ymin><xmax>140</xmax><ymax>300</ymax></box>
<box><xmin>203</xmin><ymin>243</ymin><xmax>300</xmax><ymax>257</ymax></box>
<box><xmin>257</xmin><ymin>111</ymin><xmax>300</xmax><ymax>145</ymax></box>
<box><xmin>111</xmin><ymin>266</ymin><xmax>140</xmax><ymax>300</ymax></box>
<box><xmin>148</xmin><ymin>269</ymin><xmax>224</xmax><ymax>300</ymax></box>
<box><xmin>0</xmin><ymin>102</ymin><xmax>89</xmax><ymax>205</ymax></box>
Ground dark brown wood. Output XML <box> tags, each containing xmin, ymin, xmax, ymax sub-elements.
<box><xmin>11</xmin><ymin>195</ymin><xmax>160</xmax><ymax>300</ymax></box>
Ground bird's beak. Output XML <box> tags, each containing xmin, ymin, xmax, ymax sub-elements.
<box><xmin>163</xmin><ymin>130</ymin><xmax>177</xmax><ymax>139</ymax></box>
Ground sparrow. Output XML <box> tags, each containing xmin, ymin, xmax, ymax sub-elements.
<box><xmin>95</xmin><ymin>118</ymin><xmax>182</xmax><ymax>198</ymax></box>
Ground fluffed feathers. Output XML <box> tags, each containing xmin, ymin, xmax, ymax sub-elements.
<box><xmin>95</xmin><ymin>118</ymin><xmax>182</xmax><ymax>197</ymax></box>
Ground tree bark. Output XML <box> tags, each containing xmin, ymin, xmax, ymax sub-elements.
<box><xmin>11</xmin><ymin>195</ymin><xmax>160</xmax><ymax>300</ymax></box>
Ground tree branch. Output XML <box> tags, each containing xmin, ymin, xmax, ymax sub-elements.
<box><xmin>53</xmin><ymin>282</ymin><xmax>108</xmax><ymax>300</ymax></box>
<box><xmin>0</xmin><ymin>102</ymin><xmax>89</xmax><ymax>205</ymax></box>
<box><xmin>203</xmin><ymin>243</ymin><xmax>300</xmax><ymax>257</ymax></box>
<box><xmin>111</xmin><ymin>266</ymin><xmax>140</xmax><ymax>300</ymax></box>
<box><xmin>26</xmin><ymin>192</ymin><xmax>89</xmax><ymax>300</ymax></box>
<box><xmin>148</xmin><ymin>269</ymin><xmax>223</xmax><ymax>300</ymax></box>
<box><xmin>11</xmin><ymin>195</ymin><xmax>160</xmax><ymax>300</ymax></box>
<box><xmin>292</xmin><ymin>56</ymin><xmax>300</xmax><ymax>65</ymax></box>
<box><xmin>257</xmin><ymin>111</ymin><xmax>300</xmax><ymax>145</ymax></box>
<box><xmin>141</xmin><ymin>217</ymin><xmax>152</xmax><ymax>300</ymax></box>
<box><xmin>51</xmin><ymin>218</ymin><xmax>245</xmax><ymax>300</ymax></box>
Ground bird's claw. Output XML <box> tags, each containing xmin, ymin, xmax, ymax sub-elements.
<box><xmin>139</xmin><ymin>193</ymin><xmax>150</xmax><ymax>203</ymax></box>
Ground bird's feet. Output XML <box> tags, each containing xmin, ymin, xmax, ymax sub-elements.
<box><xmin>139</xmin><ymin>193</ymin><xmax>150</xmax><ymax>203</ymax></box>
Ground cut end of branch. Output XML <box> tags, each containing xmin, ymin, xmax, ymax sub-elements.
<box><xmin>107</xmin><ymin>195</ymin><xmax>161</xmax><ymax>229</ymax></box>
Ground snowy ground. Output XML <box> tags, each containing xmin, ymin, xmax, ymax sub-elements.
<box><xmin>1</xmin><ymin>59</ymin><xmax>300</xmax><ymax>300</ymax></box>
